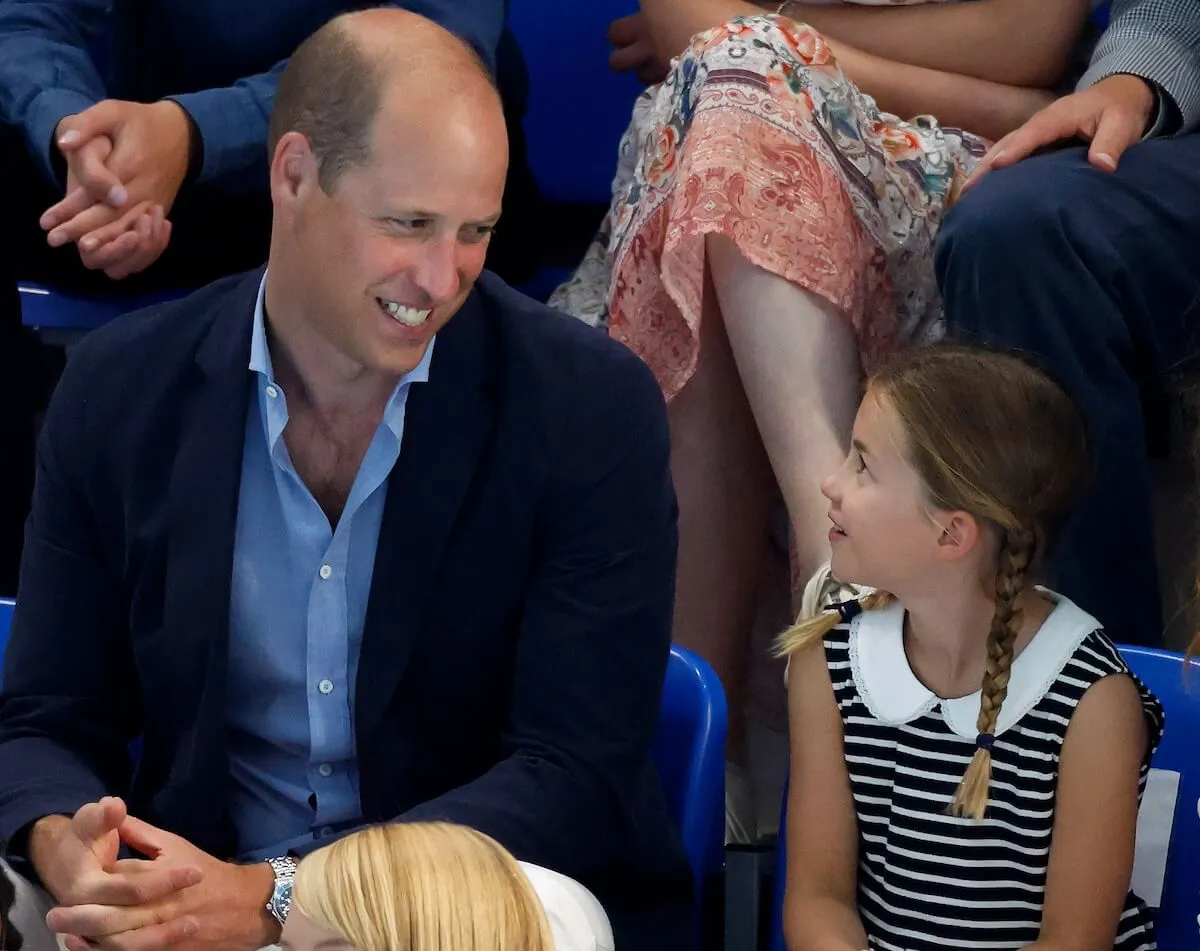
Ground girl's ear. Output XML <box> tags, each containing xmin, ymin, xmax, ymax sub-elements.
<box><xmin>934</xmin><ymin>510</ymin><xmax>982</xmax><ymax>562</ymax></box>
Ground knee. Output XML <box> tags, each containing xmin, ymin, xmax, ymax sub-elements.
<box><xmin>935</xmin><ymin>149</ymin><xmax>1114</xmax><ymax>331</ymax></box>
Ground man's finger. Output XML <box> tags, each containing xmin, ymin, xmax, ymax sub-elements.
<box><xmin>93</xmin><ymin>915</ymin><xmax>200</xmax><ymax>951</ymax></box>
<box><xmin>94</xmin><ymin>213</ymin><xmax>155</xmax><ymax>276</ymax></box>
<box><xmin>961</xmin><ymin>132</ymin><xmax>1017</xmax><ymax>190</ymax></box>
<box><xmin>40</xmin><ymin>186</ymin><xmax>99</xmax><ymax>232</ymax></box>
<box><xmin>82</xmin><ymin>229</ymin><xmax>145</xmax><ymax>272</ymax></box>
<box><xmin>56</xmin><ymin>101</ymin><xmax>123</xmax><ymax>152</ymax></box>
<box><xmin>79</xmin><ymin>203</ymin><xmax>158</xmax><ymax>256</ymax></box>
<box><xmin>118</xmin><ymin>813</ymin><xmax>175</xmax><ymax>858</ymax></box>
<box><xmin>1087</xmin><ymin>105</ymin><xmax>1143</xmax><ymax>172</ymax></box>
<box><xmin>72</xmin><ymin>138</ymin><xmax>128</xmax><ymax>208</ymax></box>
<box><xmin>964</xmin><ymin>104</ymin><xmax>1084</xmax><ymax>190</ymax></box>
<box><xmin>47</xmin><ymin>199</ymin><xmax>130</xmax><ymax>249</ymax></box>
<box><xmin>76</xmin><ymin>863</ymin><xmax>201</xmax><ymax>907</ymax></box>
<box><xmin>47</xmin><ymin>898</ymin><xmax>165</xmax><ymax>939</ymax></box>
<box><xmin>72</xmin><ymin>798</ymin><xmax>127</xmax><ymax>849</ymax></box>
<box><xmin>107</xmin><ymin>213</ymin><xmax>170</xmax><ymax>280</ymax></box>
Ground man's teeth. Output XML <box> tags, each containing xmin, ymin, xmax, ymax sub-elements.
<box><xmin>381</xmin><ymin>299</ymin><xmax>431</xmax><ymax>327</ymax></box>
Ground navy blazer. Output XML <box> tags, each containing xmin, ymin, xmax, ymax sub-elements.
<box><xmin>0</xmin><ymin>269</ymin><xmax>693</xmax><ymax>949</ymax></box>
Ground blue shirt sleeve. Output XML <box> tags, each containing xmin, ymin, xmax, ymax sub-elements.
<box><xmin>0</xmin><ymin>0</ymin><xmax>110</xmax><ymax>185</ymax></box>
<box><xmin>167</xmin><ymin>0</ymin><xmax>506</xmax><ymax>193</ymax></box>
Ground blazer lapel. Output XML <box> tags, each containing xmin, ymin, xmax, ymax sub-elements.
<box><xmin>356</xmin><ymin>291</ymin><xmax>498</xmax><ymax>748</ymax></box>
<box><xmin>158</xmin><ymin>271</ymin><xmax>259</xmax><ymax>844</ymax></box>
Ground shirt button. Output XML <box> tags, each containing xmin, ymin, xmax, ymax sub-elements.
<box><xmin>265</xmin><ymin>385</ymin><xmax>279</xmax><ymax>399</ymax></box>
<box><xmin>319</xmin><ymin>564</ymin><xmax>333</xmax><ymax>580</ymax></box>
<box><xmin>318</xmin><ymin>763</ymin><xmax>333</xmax><ymax>777</ymax></box>
<box><xmin>318</xmin><ymin>679</ymin><xmax>334</xmax><ymax>695</ymax></box>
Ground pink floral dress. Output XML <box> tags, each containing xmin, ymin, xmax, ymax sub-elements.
<box><xmin>549</xmin><ymin>11</ymin><xmax>989</xmax><ymax>400</ymax></box>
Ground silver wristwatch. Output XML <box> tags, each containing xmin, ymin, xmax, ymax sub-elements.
<box><xmin>265</xmin><ymin>855</ymin><xmax>299</xmax><ymax>926</ymax></box>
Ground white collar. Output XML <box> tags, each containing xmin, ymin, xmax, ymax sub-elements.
<box><xmin>849</xmin><ymin>589</ymin><xmax>1101</xmax><ymax>740</ymax></box>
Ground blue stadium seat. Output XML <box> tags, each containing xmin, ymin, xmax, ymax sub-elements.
<box><xmin>767</xmin><ymin>645</ymin><xmax>1200</xmax><ymax>951</ymax></box>
<box><xmin>654</xmin><ymin>644</ymin><xmax>728</xmax><ymax>944</ymax></box>
<box><xmin>19</xmin><ymin>281</ymin><xmax>186</xmax><ymax>338</ymax></box>
<box><xmin>1118</xmin><ymin>646</ymin><xmax>1200</xmax><ymax>950</ymax></box>
<box><xmin>508</xmin><ymin>0</ymin><xmax>642</xmax><ymax>207</ymax></box>
<box><xmin>0</xmin><ymin>598</ymin><xmax>11</xmax><ymax>665</ymax></box>
<box><xmin>508</xmin><ymin>0</ymin><xmax>644</xmax><ymax>301</ymax></box>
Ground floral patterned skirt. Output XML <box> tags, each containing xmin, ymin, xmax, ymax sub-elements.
<box><xmin>549</xmin><ymin>14</ymin><xmax>989</xmax><ymax>400</ymax></box>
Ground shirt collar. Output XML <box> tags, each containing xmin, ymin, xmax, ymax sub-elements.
<box><xmin>848</xmin><ymin>589</ymin><xmax>1101</xmax><ymax>740</ymax></box>
<box><xmin>249</xmin><ymin>272</ymin><xmax>435</xmax><ymax>437</ymax></box>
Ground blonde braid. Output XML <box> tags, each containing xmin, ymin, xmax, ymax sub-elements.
<box><xmin>951</xmin><ymin>527</ymin><xmax>1035</xmax><ymax>819</ymax></box>
<box><xmin>773</xmin><ymin>589</ymin><xmax>894</xmax><ymax>658</ymax></box>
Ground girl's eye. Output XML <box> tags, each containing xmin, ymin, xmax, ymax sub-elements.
<box><xmin>854</xmin><ymin>452</ymin><xmax>868</xmax><ymax>475</ymax></box>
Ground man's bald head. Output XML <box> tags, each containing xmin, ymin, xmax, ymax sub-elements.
<box><xmin>268</xmin><ymin>8</ymin><xmax>500</xmax><ymax>193</ymax></box>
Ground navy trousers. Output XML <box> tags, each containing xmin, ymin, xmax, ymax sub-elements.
<box><xmin>936</xmin><ymin>137</ymin><xmax>1200</xmax><ymax>647</ymax></box>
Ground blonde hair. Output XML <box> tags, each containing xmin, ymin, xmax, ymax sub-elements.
<box><xmin>292</xmin><ymin>823</ymin><xmax>556</xmax><ymax>951</ymax></box>
<box><xmin>776</xmin><ymin>345</ymin><xmax>1087</xmax><ymax>819</ymax></box>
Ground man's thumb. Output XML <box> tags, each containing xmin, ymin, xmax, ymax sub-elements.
<box><xmin>57</xmin><ymin>101</ymin><xmax>120</xmax><ymax>151</ymax></box>
<box><xmin>1087</xmin><ymin>106</ymin><xmax>1142</xmax><ymax>172</ymax></box>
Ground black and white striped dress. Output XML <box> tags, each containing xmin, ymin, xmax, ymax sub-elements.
<box><xmin>825</xmin><ymin>592</ymin><xmax>1164</xmax><ymax>951</ymax></box>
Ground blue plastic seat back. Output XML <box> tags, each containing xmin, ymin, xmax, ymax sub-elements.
<box><xmin>1119</xmin><ymin>646</ymin><xmax>1200</xmax><ymax>949</ymax></box>
<box><xmin>507</xmin><ymin>0</ymin><xmax>643</xmax><ymax>205</ymax></box>
<box><xmin>0</xmin><ymin>598</ymin><xmax>11</xmax><ymax>665</ymax></box>
<box><xmin>653</xmin><ymin>645</ymin><xmax>728</xmax><ymax>913</ymax></box>
<box><xmin>19</xmin><ymin>282</ymin><xmax>188</xmax><ymax>334</ymax></box>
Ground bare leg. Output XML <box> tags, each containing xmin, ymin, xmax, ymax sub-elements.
<box><xmin>706</xmin><ymin>234</ymin><xmax>862</xmax><ymax>598</ymax></box>
<box><xmin>669</xmin><ymin>269</ymin><xmax>776</xmax><ymax>779</ymax></box>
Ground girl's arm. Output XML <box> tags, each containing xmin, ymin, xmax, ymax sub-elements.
<box><xmin>782</xmin><ymin>643</ymin><xmax>868</xmax><ymax>951</ymax></box>
<box><xmin>1028</xmin><ymin>674</ymin><xmax>1150</xmax><ymax>951</ymax></box>
<box><xmin>783</xmin><ymin>0</ymin><xmax>1091</xmax><ymax>88</ymax></box>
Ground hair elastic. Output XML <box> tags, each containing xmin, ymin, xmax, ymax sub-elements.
<box><xmin>825</xmin><ymin>600</ymin><xmax>863</xmax><ymax>623</ymax></box>
<box><xmin>975</xmin><ymin>732</ymin><xmax>995</xmax><ymax>752</ymax></box>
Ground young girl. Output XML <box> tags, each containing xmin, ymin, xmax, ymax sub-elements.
<box><xmin>279</xmin><ymin>822</ymin><xmax>613</xmax><ymax>951</ymax></box>
<box><xmin>777</xmin><ymin>345</ymin><xmax>1163</xmax><ymax>950</ymax></box>
<box><xmin>552</xmin><ymin>0</ymin><xmax>1097</xmax><ymax>840</ymax></box>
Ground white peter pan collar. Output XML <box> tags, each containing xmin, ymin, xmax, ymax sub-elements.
<box><xmin>848</xmin><ymin>590</ymin><xmax>1101</xmax><ymax>740</ymax></box>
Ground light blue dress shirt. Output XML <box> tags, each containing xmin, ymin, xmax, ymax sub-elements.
<box><xmin>226</xmin><ymin>276</ymin><xmax>433</xmax><ymax>860</ymax></box>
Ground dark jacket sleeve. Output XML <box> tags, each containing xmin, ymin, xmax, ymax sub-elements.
<box><xmin>0</xmin><ymin>342</ymin><xmax>138</xmax><ymax>855</ymax></box>
<box><xmin>398</xmin><ymin>343</ymin><xmax>679</xmax><ymax>880</ymax></box>
<box><xmin>0</xmin><ymin>0</ymin><xmax>109</xmax><ymax>185</ymax></box>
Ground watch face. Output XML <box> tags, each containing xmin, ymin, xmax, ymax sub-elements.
<box><xmin>272</xmin><ymin>879</ymin><xmax>293</xmax><ymax>920</ymax></box>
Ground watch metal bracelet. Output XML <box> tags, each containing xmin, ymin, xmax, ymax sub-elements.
<box><xmin>265</xmin><ymin>855</ymin><xmax>299</xmax><ymax>926</ymax></box>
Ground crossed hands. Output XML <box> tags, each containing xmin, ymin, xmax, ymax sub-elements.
<box><xmin>41</xmin><ymin>99</ymin><xmax>194</xmax><ymax>280</ymax></box>
<box><xmin>30</xmin><ymin>797</ymin><xmax>276</xmax><ymax>951</ymax></box>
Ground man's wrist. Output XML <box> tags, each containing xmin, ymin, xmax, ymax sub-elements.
<box><xmin>26</xmin><ymin>815</ymin><xmax>71</xmax><ymax>895</ymax></box>
<box><xmin>242</xmin><ymin>861</ymin><xmax>281</xmax><ymax>946</ymax></box>
<box><xmin>159</xmin><ymin>99</ymin><xmax>204</xmax><ymax>187</ymax></box>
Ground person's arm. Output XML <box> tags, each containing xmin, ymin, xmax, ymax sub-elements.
<box><xmin>0</xmin><ymin>0</ymin><xmax>108</xmax><ymax>185</ymax></box>
<box><xmin>1029</xmin><ymin>674</ymin><xmax>1150</xmax><ymax>951</ymax></box>
<box><xmin>398</xmin><ymin>344</ymin><xmax>678</xmax><ymax>880</ymax></box>
<box><xmin>826</xmin><ymin>38</ymin><xmax>1056</xmax><ymax>142</ymax></box>
<box><xmin>165</xmin><ymin>0</ymin><xmax>506</xmax><ymax>193</ymax></box>
<box><xmin>782</xmin><ymin>642</ymin><xmax>867</xmax><ymax>951</ymax></box>
<box><xmin>1077</xmin><ymin>0</ymin><xmax>1200</xmax><ymax>134</ymax></box>
<box><xmin>0</xmin><ymin>339</ymin><xmax>138</xmax><ymax>865</ymax></box>
<box><xmin>639</xmin><ymin>0</ymin><xmax>1057</xmax><ymax>139</ymax></box>
<box><xmin>781</xmin><ymin>0</ymin><xmax>1090</xmax><ymax>88</ymax></box>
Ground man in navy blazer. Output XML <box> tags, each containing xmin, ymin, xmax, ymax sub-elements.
<box><xmin>0</xmin><ymin>10</ymin><xmax>691</xmax><ymax>950</ymax></box>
